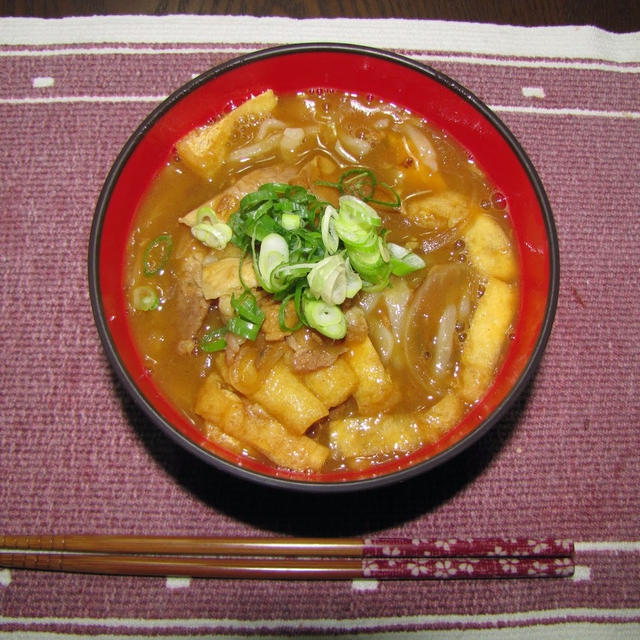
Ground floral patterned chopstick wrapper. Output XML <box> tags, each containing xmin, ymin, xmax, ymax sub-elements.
<box><xmin>361</xmin><ymin>537</ymin><xmax>574</xmax><ymax>579</ymax></box>
<box><xmin>362</xmin><ymin>556</ymin><xmax>574</xmax><ymax>579</ymax></box>
<box><xmin>363</xmin><ymin>536</ymin><xmax>573</xmax><ymax>557</ymax></box>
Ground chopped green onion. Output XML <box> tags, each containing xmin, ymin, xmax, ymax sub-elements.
<box><xmin>191</xmin><ymin>222</ymin><xmax>232</xmax><ymax>249</ymax></box>
<box><xmin>227</xmin><ymin>316</ymin><xmax>261</xmax><ymax>341</ymax></box>
<box><xmin>293</xmin><ymin>280</ymin><xmax>307</xmax><ymax>326</ymax></box>
<box><xmin>239</xmin><ymin>182</ymin><xmax>290</xmax><ymax>209</ymax></box>
<box><xmin>302</xmin><ymin>296</ymin><xmax>347</xmax><ymax>340</ymax></box>
<box><xmin>247</xmin><ymin>210</ymin><xmax>281</xmax><ymax>242</ymax></box>
<box><xmin>338</xmin><ymin>195</ymin><xmax>381</xmax><ymax>227</ymax></box>
<box><xmin>220</xmin><ymin>181</ymin><xmax>418</xmax><ymax>340</ymax></box>
<box><xmin>348</xmin><ymin>247</ymin><xmax>391</xmax><ymax>285</ymax></box>
<box><xmin>278</xmin><ymin>293</ymin><xmax>303</xmax><ymax>332</ymax></box>
<box><xmin>142</xmin><ymin>234</ymin><xmax>172</xmax><ymax>276</ymax></box>
<box><xmin>344</xmin><ymin>258</ymin><xmax>363</xmax><ymax>298</ymax></box>
<box><xmin>334</xmin><ymin>220</ymin><xmax>377</xmax><ymax>249</ymax></box>
<box><xmin>196</xmin><ymin>205</ymin><xmax>219</xmax><ymax>226</ymax></box>
<box><xmin>317</xmin><ymin>168</ymin><xmax>401</xmax><ymax>208</ymax></box>
<box><xmin>333</xmin><ymin>195</ymin><xmax>381</xmax><ymax>249</ymax></box>
<box><xmin>379</xmin><ymin>235</ymin><xmax>391</xmax><ymax>263</ymax></box>
<box><xmin>257</xmin><ymin>233</ymin><xmax>289</xmax><ymax>293</ymax></box>
<box><xmin>200</xmin><ymin>327</ymin><xmax>227</xmax><ymax>352</ymax></box>
<box><xmin>341</xmin><ymin>168</ymin><xmax>377</xmax><ymax>200</ymax></box>
<box><xmin>281</xmin><ymin>213</ymin><xmax>301</xmax><ymax>230</ymax></box>
<box><xmin>132</xmin><ymin>285</ymin><xmax>159</xmax><ymax>311</ymax></box>
<box><xmin>200</xmin><ymin>293</ymin><xmax>264</xmax><ymax>351</ymax></box>
<box><xmin>321</xmin><ymin>205</ymin><xmax>340</xmax><ymax>254</ymax></box>
<box><xmin>387</xmin><ymin>242</ymin><xmax>426</xmax><ymax>276</ymax></box>
<box><xmin>366</xmin><ymin>189</ymin><xmax>401</xmax><ymax>208</ymax></box>
<box><xmin>230</xmin><ymin>290</ymin><xmax>265</xmax><ymax>325</ymax></box>
<box><xmin>307</xmin><ymin>254</ymin><xmax>361</xmax><ymax>306</ymax></box>
<box><xmin>361</xmin><ymin>277</ymin><xmax>393</xmax><ymax>293</ymax></box>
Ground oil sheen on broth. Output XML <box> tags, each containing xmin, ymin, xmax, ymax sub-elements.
<box><xmin>125</xmin><ymin>89</ymin><xmax>519</xmax><ymax>474</ymax></box>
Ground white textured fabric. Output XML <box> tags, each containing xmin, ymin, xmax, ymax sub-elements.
<box><xmin>1</xmin><ymin>15</ymin><xmax>639</xmax><ymax>61</ymax></box>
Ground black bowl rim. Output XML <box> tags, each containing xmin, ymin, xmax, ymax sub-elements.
<box><xmin>88</xmin><ymin>42</ymin><xmax>560</xmax><ymax>493</ymax></box>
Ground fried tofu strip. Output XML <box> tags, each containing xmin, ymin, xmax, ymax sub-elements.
<box><xmin>179</xmin><ymin>164</ymin><xmax>299</xmax><ymax>226</ymax></box>
<box><xmin>329</xmin><ymin>413</ymin><xmax>422</xmax><ymax>460</ymax></box>
<box><xmin>346</xmin><ymin>336</ymin><xmax>399</xmax><ymax>415</ymax></box>
<box><xmin>302</xmin><ymin>356</ymin><xmax>358</xmax><ymax>408</ymax></box>
<box><xmin>251</xmin><ymin>360</ymin><xmax>329</xmax><ymax>433</ymax></box>
<box><xmin>328</xmin><ymin>392</ymin><xmax>464</xmax><ymax>461</ymax></box>
<box><xmin>463</xmin><ymin>213</ymin><xmax>517</xmax><ymax>282</ymax></box>
<box><xmin>203</xmin><ymin>421</ymin><xmax>261</xmax><ymax>459</ymax></box>
<box><xmin>176</xmin><ymin>90</ymin><xmax>278</xmax><ymax>180</ymax></box>
<box><xmin>195</xmin><ymin>371</ymin><xmax>329</xmax><ymax>472</ymax></box>
<box><xmin>216</xmin><ymin>357</ymin><xmax>328</xmax><ymax>435</ymax></box>
<box><xmin>459</xmin><ymin>276</ymin><xmax>517</xmax><ymax>402</ymax></box>
<box><xmin>403</xmin><ymin>190</ymin><xmax>470</xmax><ymax>232</ymax></box>
<box><xmin>419</xmin><ymin>392</ymin><xmax>466</xmax><ymax>444</ymax></box>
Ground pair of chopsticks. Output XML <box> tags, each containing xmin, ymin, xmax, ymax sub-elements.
<box><xmin>0</xmin><ymin>535</ymin><xmax>574</xmax><ymax>580</ymax></box>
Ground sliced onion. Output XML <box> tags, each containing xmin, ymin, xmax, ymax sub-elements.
<box><xmin>356</xmin><ymin>291</ymin><xmax>381</xmax><ymax>315</ymax></box>
<box><xmin>369</xmin><ymin>320</ymin><xmax>395</xmax><ymax>364</ymax></box>
<box><xmin>432</xmin><ymin>303</ymin><xmax>457</xmax><ymax>376</ymax></box>
<box><xmin>333</xmin><ymin>140</ymin><xmax>358</xmax><ymax>163</ymax></box>
<box><xmin>338</xmin><ymin>131</ymin><xmax>372</xmax><ymax>159</ymax></box>
<box><xmin>279</xmin><ymin>127</ymin><xmax>305</xmax><ymax>162</ymax></box>
<box><xmin>401</xmin><ymin>264</ymin><xmax>468</xmax><ymax>395</ymax></box>
<box><xmin>227</xmin><ymin>132</ymin><xmax>281</xmax><ymax>163</ymax></box>
<box><xmin>381</xmin><ymin>277</ymin><xmax>411</xmax><ymax>341</ymax></box>
<box><xmin>257</xmin><ymin>118</ymin><xmax>285</xmax><ymax>139</ymax></box>
<box><xmin>403</xmin><ymin>123</ymin><xmax>439</xmax><ymax>172</ymax></box>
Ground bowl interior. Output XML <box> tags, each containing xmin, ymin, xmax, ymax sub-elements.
<box><xmin>90</xmin><ymin>44</ymin><xmax>558</xmax><ymax>490</ymax></box>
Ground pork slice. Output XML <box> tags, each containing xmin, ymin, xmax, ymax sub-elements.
<box><xmin>171</xmin><ymin>234</ymin><xmax>210</xmax><ymax>346</ymax></box>
<box><xmin>285</xmin><ymin>327</ymin><xmax>347</xmax><ymax>373</ymax></box>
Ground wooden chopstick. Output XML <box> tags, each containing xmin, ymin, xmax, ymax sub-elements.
<box><xmin>0</xmin><ymin>551</ymin><xmax>574</xmax><ymax>580</ymax></box>
<box><xmin>0</xmin><ymin>535</ymin><xmax>575</xmax><ymax>580</ymax></box>
<box><xmin>0</xmin><ymin>534</ymin><xmax>574</xmax><ymax>558</ymax></box>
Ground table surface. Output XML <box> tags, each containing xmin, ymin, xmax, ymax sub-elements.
<box><xmin>0</xmin><ymin>11</ymin><xmax>639</xmax><ymax>640</ymax></box>
<box><xmin>3</xmin><ymin>0</ymin><xmax>640</xmax><ymax>32</ymax></box>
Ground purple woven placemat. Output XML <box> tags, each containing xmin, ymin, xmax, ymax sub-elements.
<box><xmin>0</xmin><ymin>16</ymin><xmax>638</xmax><ymax>637</ymax></box>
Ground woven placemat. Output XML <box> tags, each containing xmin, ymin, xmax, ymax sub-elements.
<box><xmin>0</xmin><ymin>16</ymin><xmax>638</xmax><ymax>638</ymax></box>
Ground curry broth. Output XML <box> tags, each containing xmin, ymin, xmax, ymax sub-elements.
<box><xmin>125</xmin><ymin>90</ymin><xmax>518</xmax><ymax>472</ymax></box>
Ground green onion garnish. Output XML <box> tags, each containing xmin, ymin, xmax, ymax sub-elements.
<box><xmin>333</xmin><ymin>195</ymin><xmax>381</xmax><ymax>248</ymax></box>
<box><xmin>257</xmin><ymin>233</ymin><xmax>290</xmax><ymax>293</ymax></box>
<box><xmin>132</xmin><ymin>285</ymin><xmax>159</xmax><ymax>311</ymax></box>
<box><xmin>196</xmin><ymin>205</ymin><xmax>218</xmax><ymax>225</ymax></box>
<box><xmin>387</xmin><ymin>242</ymin><xmax>426</xmax><ymax>276</ymax></box>
<box><xmin>200</xmin><ymin>327</ymin><xmax>228</xmax><ymax>352</ymax></box>
<box><xmin>320</xmin><ymin>205</ymin><xmax>340</xmax><ymax>254</ymax></box>
<box><xmin>230</xmin><ymin>289</ymin><xmax>265</xmax><ymax>325</ymax></box>
<box><xmin>142</xmin><ymin>234</ymin><xmax>172</xmax><ymax>276</ymax></box>
<box><xmin>302</xmin><ymin>296</ymin><xmax>347</xmax><ymax>340</ymax></box>
<box><xmin>198</xmin><ymin>292</ymin><xmax>265</xmax><ymax>352</ymax></box>
<box><xmin>191</xmin><ymin>222</ymin><xmax>232</xmax><ymax>249</ymax></box>
<box><xmin>189</xmin><ymin>206</ymin><xmax>233</xmax><ymax>250</ymax></box>
<box><xmin>278</xmin><ymin>292</ymin><xmax>304</xmax><ymax>332</ymax></box>
<box><xmin>307</xmin><ymin>253</ymin><xmax>360</xmax><ymax>306</ymax></box>
<box><xmin>227</xmin><ymin>316</ymin><xmax>261</xmax><ymax>341</ymax></box>
<box><xmin>223</xmin><ymin>179</ymin><xmax>422</xmax><ymax>340</ymax></box>
<box><xmin>281</xmin><ymin>213</ymin><xmax>301</xmax><ymax>230</ymax></box>
<box><xmin>317</xmin><ymin>168</ymin><xmax>401</xmax><ymax>208</ymax></box>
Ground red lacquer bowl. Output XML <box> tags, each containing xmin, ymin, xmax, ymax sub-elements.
<box><xmin>88</xmin><ymin>43</ymin><xmax>559</xmax><ymax>491</ymax></box>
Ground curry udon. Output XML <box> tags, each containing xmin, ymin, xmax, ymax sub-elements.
<box><xmin>125</xmin><ymin>89</ymin><xmax>518</xmax><ymax>473</ymax></box>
